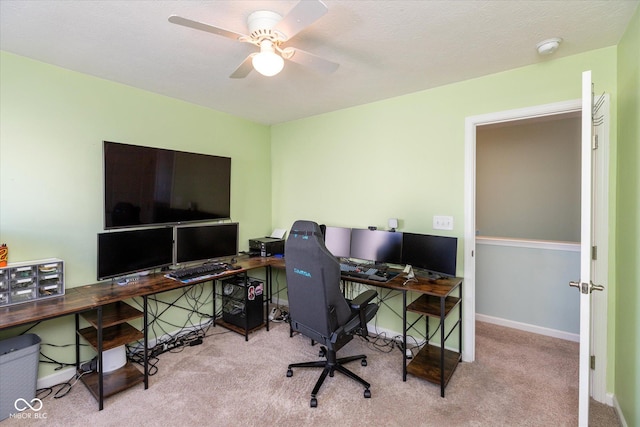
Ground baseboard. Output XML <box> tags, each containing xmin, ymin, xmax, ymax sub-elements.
<box><xmin>476</xmin><ymin>314</ymin><xmax>579</xmax><ymax>342</ymax></box>
<box><xmin>612</xmin><ymin>394</ymin><xmax>628</xmax><ymax>427</ymax></box>
<box><xmin>37</xmin><ymin>367</ymin><xmax>76</xmax><ymax>390</ymax></box>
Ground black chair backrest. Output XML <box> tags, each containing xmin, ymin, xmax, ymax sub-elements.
<box><xmin>285</xmin><ymin>220</ymin><xmax>352</xmax><ymax>342</ymax></box>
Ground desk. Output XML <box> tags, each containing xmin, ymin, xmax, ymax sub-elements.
<box><xmin>267</xmin><ymin>257</ymin><xmax>463</xmax><ymax>397</ymax></box>
<box><xmin>0</xmin><ymin>256</ymin><xmax>461</xmax><ymax>406</ymax></box>
<box><xmin>0</xmin><ymin>256</ymin><xmax>272</xmax><ymax>410</ymax></box>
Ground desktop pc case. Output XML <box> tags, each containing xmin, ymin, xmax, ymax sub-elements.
<box><xmin>221</xmin><ymin>277</ymin><xmax>264</xmax><ymax>330</ymax></box>
<box><xmin>248</xmin><ymin>237</ymin><xmax>284</xmax><ymax>257</ymax></box>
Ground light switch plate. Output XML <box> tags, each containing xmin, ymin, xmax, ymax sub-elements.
<box><xmin>433</xmin><ymin>215</ymin><xmax>454</xmax><ymax>230</ymax></box>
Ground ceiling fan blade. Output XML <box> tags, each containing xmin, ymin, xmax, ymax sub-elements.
<box><xmin>168</xmin><ymin>15</ymin><xmax>246</xmax><ymax>41</ymax></box>
<box><xmin>229</xmin><ymin>54</ymin><xmax>256</xmax><ymax>79</ymax></box>
<box><xmin>285</xmin><ymin>48</ymin><xmax>339</xmax><ymax>74</ymax></box>
<box><xmin>274</xmin><ymin>0</ymin><xmax>328</xmax><ymax>40</ymax></box>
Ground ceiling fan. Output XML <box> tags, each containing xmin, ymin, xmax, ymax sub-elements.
<box><xmin>168</xmin><ymin>0</ymin><xmax>339</xmax><ymax>78</ymax></box>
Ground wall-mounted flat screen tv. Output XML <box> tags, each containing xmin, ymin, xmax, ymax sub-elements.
<box><xmin>103</xmin><ymin>141</ymin><xmax>231</xmax><ymax>229</ymax></box>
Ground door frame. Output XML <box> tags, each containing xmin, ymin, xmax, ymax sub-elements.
<box><xmin>463</xmin><ymin>98</ymin><xmax>609</xmax><ymax>401</ymax></box>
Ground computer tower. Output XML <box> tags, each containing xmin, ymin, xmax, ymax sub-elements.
<box><xmin>221</xmin><ymin>277</ymin><xmax>264</xmax><ymax>330</ymax></box>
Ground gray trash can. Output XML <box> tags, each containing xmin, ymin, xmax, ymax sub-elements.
<box><xmin>0</xmin><ymin>334</ymin><xmax>41</xmax><ymax>421</ymax></box>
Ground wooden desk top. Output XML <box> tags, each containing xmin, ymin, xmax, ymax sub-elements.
<box><xmin>0</xmin><ymin>255</ymin><xmax>460</xmax><ymax>331</ymax></box>
<box><xmin>0</xmin><ymin>256</ymin><xmax>273</xmax><ymax>331</ymax></box>
<box><xmin>268</xmin><ymin>256</ymin><xmax>462</xmax><ymax>297</ymax></box>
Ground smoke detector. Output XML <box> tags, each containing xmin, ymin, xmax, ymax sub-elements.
<box><xmin>537</xmin><ymin>38</ymin><xmax>562</xmax><ymax>55</ymax></box>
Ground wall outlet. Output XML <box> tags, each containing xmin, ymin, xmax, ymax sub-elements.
<box><xmin>433</xmin><ymin>215</ymin><xmax>454</xmax><ymax>230</ymax></box>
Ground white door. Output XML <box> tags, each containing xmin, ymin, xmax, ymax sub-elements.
<box><xmin>570</xmin><ymin>70</ymin><xmax>605</xmax><ymax>427</ymax></box>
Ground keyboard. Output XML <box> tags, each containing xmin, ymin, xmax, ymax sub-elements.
<box><xmin>166</xmin><ymin>262</ymin><xmax>228</xmax><ymax>283</ymax></box>
<box><xmin>340</xmin><ymin>263</ymin><xmax>378</xmax><ymax>276</ymax></box>
<box><xmin>339</xmin><ymin>262</ymin><xmax>389</xmax><ymax>281</ymax></box>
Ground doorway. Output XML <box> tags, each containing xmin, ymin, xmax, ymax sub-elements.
<box><xmin>475</xmin><ymin>114</ymin><xmax>581</xmax><ymax>340</ymax></box>
<box><xmin>463</xmin><ymin>98</ymin><xmax>610</xmax><ymax>402</ymax></box>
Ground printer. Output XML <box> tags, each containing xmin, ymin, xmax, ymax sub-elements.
<box><xmin>249</xmin><ymin>237</ymin><xmax>285</xmax><ymax>257</ymax></box>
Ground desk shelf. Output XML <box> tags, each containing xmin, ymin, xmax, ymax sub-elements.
<box><xmin>407</xmin><ymin>294</ymin><xmax>460</xmax><ymax>319</ymax></box>
<box><xmin>76</xmin><ymin>301</ymin><xmax>147</xmax><ymax>410</ymax></box>
<box><xmin>406</xmin><ymin>344</ymin><xmax>461</xmax><ymax>388</ymax></box>
<box><xmin>402</xmin><ymin>279</ymin><xmax>462</xmax><ymax>397</ymax></box>
<box><xmin>78</xmin><ymin>323</ymin><xmax>143</xmax><ymax>350</ymax></box>
<box><xmin>80</xmin><ymin>363</ymin><xmax>145</xmax><ymax>401</ymax></box>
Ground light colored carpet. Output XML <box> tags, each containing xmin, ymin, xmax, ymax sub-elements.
<box><xmin>4</xmin><ymin>321</ymin><xmax>619</xmax><ymax>426</ymax></box>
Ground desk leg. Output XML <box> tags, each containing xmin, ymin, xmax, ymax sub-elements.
<box><xmin>265</xmin><ymin>266</ymin><xmax>271</xmax><ymax>331</ymax></box>
<box><xmin>97</xmin><ymin>305</ymin><xmax>104</xmax><ymax>411</ymax></box>
<box><xmin>75</xmin><ymin>314</ymin><xmax>80</xmax><ymax>371</ymax></box>
<box><xmin>402</xmin><ymin>290</ymin><xmax>407</xmax><ymax>382</ymax></box>
<box><xmin>212</xmin><ymin>280</ymin><xmax>217</xmax><ymax>327</ymax></box>
<box><xmin>267</xmin><ymin>265</ymin><xmax>272</xmax><ymax>303</ymax></box>
<box><xmin>243</xmin><ymin>273</ymin><xmax>249</xmax><ymax>342</ymax></box>
<box><xmin>440</xmin><ymin>297</ymin><xmax>446</xmax><ymax>397</ymax></box>
<box><xmin>143</xmin><ymin>295</ymin><xmax>148</xmax><ymax>390</ymax></box>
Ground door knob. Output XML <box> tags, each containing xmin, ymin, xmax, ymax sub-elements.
<box><xmin>569</xmin><ymin>281</ymin><xmax>604</xmax><ymax>294</ymax></box>
<box><xmin>590</xmin><ymin>283</ymin><xmax>605</xmax><ymax>293</ymax></box>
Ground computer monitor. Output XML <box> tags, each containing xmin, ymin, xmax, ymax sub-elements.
<box><xmin>323</xmin><ymin>226</ymin><xmax>352</xmax><ymax>258</ymax></box>
<box><xmin>176</xmin><ymin>222</ymin><xmax>239</xmax><ymax>264</ymax></box>
<box><xmin>401</xmin><ymin>232</ymin><xmax>458</xmax><ymax>277</ymax></box>
<box><xmin>98</xmin><ymin>227</ymin><xmax>174</xmax><ymax>280</ymax></box>
<box><xmin>349</xmin><ymin>228</ymin><xmax>403</xmax><ymax>264</ymax></box>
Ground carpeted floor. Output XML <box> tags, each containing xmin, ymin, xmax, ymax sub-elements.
<box><xmin>3</xmin><ymin>321</ymin><xmax>620</xmax><ymax>426</ymax></box>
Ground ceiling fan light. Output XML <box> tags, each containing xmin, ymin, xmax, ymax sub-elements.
<box><xmin>252</xmin><ymin>40</ymin><xmax>284</xmax><ymax>76</ymax></box>
<box><xmin>252</xmin><ymin>51</ymin><xmax>284</xmax><ymax>76</ymax></box>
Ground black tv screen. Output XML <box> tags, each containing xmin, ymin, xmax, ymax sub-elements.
<box><xmin>103</xmin><ymin>141</ymin><xmax>231</xmax><ymax>229</ymax></box>
<box><xmin>98</xmin><ymin>227</ymin><xmax>174</xmax><ymax>280</ymax></box>
<box><xmin>176</xmin><ymin>223</ymin><xmax>239</xmax><ymax>264</ymax></box>
<box><xmin>401</xmin><ymin>232</ymin><xmax>458</xmax><ymax>277</ymax></box>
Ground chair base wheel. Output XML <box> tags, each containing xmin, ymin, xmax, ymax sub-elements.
<box><xmin>364</xmin><ymin>389</ymin><xmax>371</xmax><ymax>398</ymax></box>
<box><xmin>361</xmin><ymin>359</ymin><xmax>367</xmax><ymax>367</ymax></box>
<box><xmin>286</xmin><ymin>369</ymin><xmax>293</xmax><ymax>377</ymax></box>
<box><xmin>310</xmin><ymin>397</ymin><xmax>318</xmax><ymax>408</ymax></box>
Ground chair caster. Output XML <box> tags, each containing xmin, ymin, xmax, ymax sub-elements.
<box><xmin>310</xmin><ymin>397</ymin><xmax>318</xmax><ymax>408</ymax></box>
<box><xmin>364</xmin><ymin>389</ymin><xmax>371</xmax><ymax>398</ymax></box>
<box><xmin>318</xmin><ymin>347</ymin><xmax>326</xmax><ymax>358</ymax></box>
<box><xmin>361</xmin><ymin>359</ymin><xmax>367</xmax><ymax>367</ymax></box>
<box><xmin>286</xmin><ymin>369</ymin><xmax>293</xmax><ymax>377</ymax></box>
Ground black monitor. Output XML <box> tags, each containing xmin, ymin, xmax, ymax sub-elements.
<box><xmin>401</xmin><ymin>232</ymin><xmax>458</xmax><ymax>277</ymax></box>
<box><xmin>349</xmin><ymin>228</ymin><xmax>403</xmax><ymax>264</ymax></box>
<box><xmin>176</xmin><ymin>222</ymin><xmax>239</xmax><ymax>264</ymax></box>
<box><xmin>323</xmin><ymin>226</ymin><xmax>352</xmax><ymax>258</ymax></box>
<box><xmin>98</xmin><ymin>227</ymin><xmax>174</xmax><ymax>280</ymax></box>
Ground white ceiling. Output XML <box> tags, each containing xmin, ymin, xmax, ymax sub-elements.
<box><xmin>1</xmin><ymin>1</ymin><xmax>637</xmax><ymax>125</ymax></box>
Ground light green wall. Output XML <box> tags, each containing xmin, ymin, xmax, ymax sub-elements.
<box><xmin>0</xmin><ymin>51</ymin><xmax>271</xmax><ymax>376</ymax></box>
<box><xmin>271</xmin><ymin>47</ymin><xmax>618</xmax><ymax>340</ymax></box>
<box><xmin>271</xmin><ymin>47</ymin><xmax>618</xmax><ymax>239</ymax></box>
<box><xmin>615</xmin><ymin>5</ymin><xmax>640</xmax><ymax>427</ymax></box>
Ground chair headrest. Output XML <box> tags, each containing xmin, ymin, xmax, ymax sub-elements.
<box><xmin>289</xmin><ymin>220</ymin><xmax>323</xmax><ymax>238</ymax></box>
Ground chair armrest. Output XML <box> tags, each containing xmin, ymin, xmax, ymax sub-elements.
<box><xmin>349</xmin><ymin>290</ymin><xmax>377</xmax><ymax>311</ymax></box>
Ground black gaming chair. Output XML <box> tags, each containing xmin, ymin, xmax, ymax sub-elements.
<box><xmin>285</xmin><ymin>220</ymin><xmax>379</xmax><ymax>407</ymax></box>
